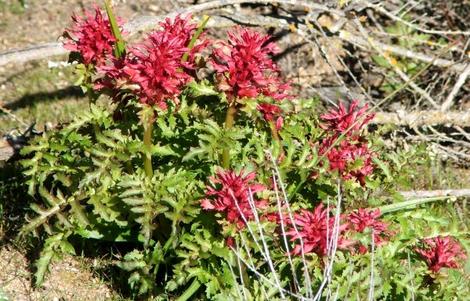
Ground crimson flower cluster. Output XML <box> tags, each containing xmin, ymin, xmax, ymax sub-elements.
<box><xmin>319</xmin><ymin>137</ymin><xmax>374</xmax><ymax>185</ymax></box>
<box><xmin>65</xmin><ymin>10</ymin><xmax>205</xmax><ymax>109</ymax></box>
<box><xmin>348</xmin><ymin>208</ymin><xmax>390</xmax><ymax>253</ymax></box>
<box><xmin>284</xmin><ymin>205</ymin><xmax>391</xmax><ymax>257</ymax></box>
<box><xmin>123</xmin><ymin>15</ymin><xmax>205</xmax><ymax>108</ymax></box>
<box><xmin>201</xmin><ymin>170</ymin><xmax>267</xmax><ymax>228</ymax></box>
<box><xmin>200</xmin><ymin>170</ymin><xmax>393</xmax><ymax>258</ymax></box>
<box><xmin>159</xmin><ymin>14</ymin><xmax>207</xmax><ymax>63</ymax></box>
<box><xmin>321</xmin><ymin>101</ymin><xmax>375</xmax><ymax>135</ymax></box>
<box><xmin>211</xmin><ymin>27</ymin><xmax>289</xmax><ymax>102</ymax></box>
<box><xmin>415</xmin><ymin>236</ymin><xmax>467</xmax><ymax>273</ymax></box>
<box><xmin>285</xmin><ymin>204</ymin><xmax>351</xmax><ymax>256</ymax></box>
<box><xmin>319</xmin><ymin>100</ymin><xmax>375</xmax><ymax>185</ymax></box>
<box><xmin>63</xmin><ymin>6</ymin><xmax>120</xmax><ymax>66</ymax></box>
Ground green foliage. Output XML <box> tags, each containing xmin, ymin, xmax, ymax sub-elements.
<box><xmin>19</xmin><ymin>11</ymin><xmax>468</xmax><ymax>300</ymax></box>
<box><xmin>19</xmin><ymin>96</ymin><xmax>241</xmax><ymax>297</ymax></box>
<box><xmin>21</xmin><ymin>94</ymin><xmax>469</xmax><ymax>299</ymax></box>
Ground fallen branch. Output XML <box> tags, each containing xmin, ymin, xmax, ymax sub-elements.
<box><xmin>0</xmin><ymin>124</ymin><xmax>39</xmax><ymax>162</ymax></box>
<box><xmin>0</xmin><ymin>134</ymin><xmax>31</xmax><ymax>162</ymax></box>
<box><xmin>367</xmin><ymin>2</ymin><xmax>470</xmax><ymax>36</ymax></box>
<box><xmin>0</xmin><ymin>139</ymin><xmax>16</xmax><ymax>162</ymax></box>
<box><xmin>373</xmin><ymin>110</ymin><xmax>470</xmax><ymax>127</ymax></box>
<box><xmin>399</xmin><ymin>189</ymin><xmax>470</xmax><ymax>199</ymax></box>
<box><xmin>352</xmin><ymin>18</ymin><xmax>439</xmax><ymax>109</ymax></box>
<box><xmin>0</xmin><ymin>0</ymin><xmax>336</xmax><ymax>67</ymax></box>
<box><xmin>1</xmin><ymin>1</ymin><xmax>468</xmax><ymax>75</ymax></box>
<box><xmin>0</xmin><ymin>42</ymin><xmax>67</xmax><ymax>67</ymax></box>
<box><xmin>124</xmin><ymin>0</ymin><xmax>343</xmax><ymax>33</ymax></box>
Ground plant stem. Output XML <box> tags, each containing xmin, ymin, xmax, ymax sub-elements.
<box><xmin>143</xmin><ymin>115</ymin><xmax>153</xmax><ymax>178</ymax></box>
<box><xmin>222</xmin><ymin>105</ymin><xmax>237</xmax><ymax>169</ymax></box>
<box><xmin>270</xmin><ymin>120</ymin><xmax>286</xmax><ymax>162</ymax></box>
<box><xmin>270</xmin><ymin>121</ymin><xmax>280</xmax><ymax>141</ymax></box>
<box><xmin>176</xmin><ymin>278</ymin><xmax>201</xmax><ymax>301</ymax></box>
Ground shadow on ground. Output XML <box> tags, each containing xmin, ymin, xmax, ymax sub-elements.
<box><xmin>5</xmin><ymin>86</ymin><xmax>84</xmax><ymax>111</ymax></box>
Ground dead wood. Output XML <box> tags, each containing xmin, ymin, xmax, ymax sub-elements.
<box><xmin>373</xmin><ymin>110</ymin><xmax>470</xmax><ymax>127</ymax></box>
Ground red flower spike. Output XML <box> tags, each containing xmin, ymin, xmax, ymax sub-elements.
<box><xmin>348</xmin><ymin>208</ymin><xmax>390</xmax><ymax>252</ymax></box>
<box><xmin>159</xmin><ymin>14</ymin><xmax>207</xmax><ymax>64</ymax></box>
<box><xmin>321</xmin><ymin>100</ymin><xmax>375</xmax><ymax>135</ymax></box>
<box><xmin>123</xmin><ymin>15</ymin><xmax>205</xmax><ymax>108</ymax></box>
<box><xmin>286</xmin><ymin>204</ymin><xmax>352</xmax><ymax>257</ymax></box>
<box><xmin>211</xmin><ymin>27</ymin><xmax>290</xmax><ymax>102</ymax></box>
<box><xmin>64</xmin><ymin>5</ymin><xmax>122</xmax><ymax>66</ymax></box>
<box><xmin>201</xmin><ymin>170</ymin><xmax>266</xmax><ymax>228</ymax></box>
<box><xmin>319</xmin><ymin>137</ymin><xmax>374</xmax><ymax>185</ymax></box>
<box><xmin>415</xmin><ymin>236</ymin><xmax>467</xmax><ymax>273</ymax></box>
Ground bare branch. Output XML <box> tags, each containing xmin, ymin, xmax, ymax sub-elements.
<box><xmin>1</xmin><ymin>0</ymin><xmax>468</xmax><ymax>75</ymax></box>
<box><xmin>352</xmin><ymin>18</ymin><xmax>439</xmax><ymax>109</ymax></box>
<box><xmin>399</xmin><ymin>189</ymin><xmax>470</xmax><ymax>199</ymax></box>
<box><xmin>338</xmin><ymin>30</ymin><xmax>469</xmax><ymax>73</ymax></box>
<box><xmin>0</xmin><ymin>42</ymin><xmax>67</xmax><ymax>67</ymax></box>
<box><xmin>441</xmin><ymin>63</ymin><xmax>470</xmax><ymax>111</ymax></box>
<box><xmin>0</xmin><ymin>0</ymin><xmax>339</xmax><ymax>67</ymax></box>
<box><xmin>373</xmin><ymin>110</ymin><xmax>470</xmax><ymax>127</ymax></box>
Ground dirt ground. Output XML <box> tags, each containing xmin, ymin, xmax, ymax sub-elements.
<box><xmin>0</xmin><ymin>247</ymin><xmax>114</xmax><ymax>301</ymax></box>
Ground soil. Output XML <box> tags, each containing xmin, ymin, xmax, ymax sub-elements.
<box><xmin>0</xmin><ymin>247</ymin><xmax>113</xmax><ymax>301</ymax></box>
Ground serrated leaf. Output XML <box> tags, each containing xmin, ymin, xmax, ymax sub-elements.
<box><xmin>152</xmin><ymin>145</ymin><xmax>176</xmax><ymax>156</ymax></box>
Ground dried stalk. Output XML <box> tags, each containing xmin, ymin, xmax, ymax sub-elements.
<box><xmin>367</xmin><ymin>1</ymin><xmax>470</xmax><ymax>36</ymax></box>
<box><xmin>338</xmin><ymin>31</ymin><xmax>468</xmax><ymax>73</ymax></box>
<box><xmin>372</xmin><ymin>110</ymin><xmax>470</xmax><ymax>127</ymax></box>
<box><xmin>441</xmin><ymin>63</ymin><xmax>470</xmax><ymax>111</ymax></box>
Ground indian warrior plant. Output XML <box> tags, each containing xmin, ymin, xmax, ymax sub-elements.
<box><xmin>19</xmin><ymin>2</ymin><xmax>468</xmax><ymax>300</ymax></box>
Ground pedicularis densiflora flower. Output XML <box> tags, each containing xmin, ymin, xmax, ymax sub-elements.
<box><xmin>285</xmin><ymin>204</ymin><xmax>352</xmax><ymax>256</ymax></box>
<box><xmin>210</xmin><ymin>27</ymin><xmax>290</xmax><ymax>102</ymax></box>
<box><xmin>64</xmin><ymin>5</ymin><xmax>123</xmax><ymax>66</ymax></box>
<box><xmin>201</xmin><ymin>170</ymin><xmax>267</xmax><ymax>228</ymax></box>
<box><xmin>21</xmin><ymin>3</ymin><xmax>467</xmax><ymax>299</ymax></box>
<box><xmin>415</xmin><ymin>236</ymin><xmax>467</xmax><ymax>273</ymax></box>
<box><xmin>124</xmin><ymin>15</ymin><xmax>206</xmax><ymax>108</ymax></box>
<box><xmin>319</xmin><ymin>100</ymin><xmax>376</xmax><ymax>185</ymax></box>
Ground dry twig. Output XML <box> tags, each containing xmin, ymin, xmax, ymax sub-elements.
<box><xmin>367</xmin><ymin>1</ymin><xmax>470</xmax><ymax>36</ymax></box>
<box><xmin>441</xmin><ymin>63</ymin><xmax>470</xmax><ymax>111</ymax></box>
<box><xmin>373</xmin><ymin>110</ymin><xmax>470</xmax><ymax>127</ymax></box>
<box><xmin>338</xmin><ymin>30</ymin><xmax>468</xmax><ymax>73</ymax></box>
<box><xmin>352</xmin><ymin>18</ymin><xmax>439</xmax><ymax>109</ymax></box>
